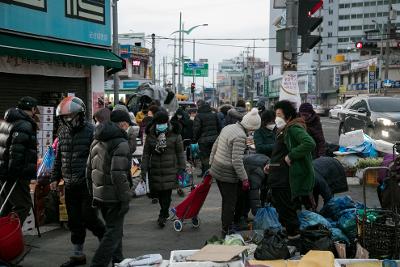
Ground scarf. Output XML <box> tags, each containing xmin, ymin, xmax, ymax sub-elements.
<box><xmin>155</xmin><ymin>131</ymin><xmax>167</xmax><ymax>154</ymax></box>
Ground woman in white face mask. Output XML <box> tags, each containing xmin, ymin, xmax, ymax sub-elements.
<box><xmin>253</xmin><ymin>110</ymin><xmax>277</xmax><ymax>157</ymax></box>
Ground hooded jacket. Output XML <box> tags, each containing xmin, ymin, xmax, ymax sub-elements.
<box><xmin>193</xmin><ymin>104</ymin><xmax>220</xmax><ymax>145</ymax></box>
<box><xmin>51</xmin><ymin>122</ymin><xmax>94</xmax><ymax>188</ymax></box>
<box><xmin>313</xmin><ymin>156</ymin><xmax>348</xmax><ymax>194</ymax></box>
<box><xmin>225</xmin><ymin>107</ymin><xmax>247</xmax><ymax>126</ymax></box>
<box><xmin>171</xmin><ymin>109</ymin><xmax>193</xmax><ymax>141</ymax></box>
<box><xmin>254</xmin><ymin>127</ymin><xmax>276</xmax><ymax>157</ymax></box>
<box><xmin>141</xmin><ymin>124</ymin><xmax>186</xmax><ymax>191</ymax></box>
<box><xmin>0</xmin><ymin>108</ymin><xmax>37</xmax><ymax>180</ymax></box>
<box><xmin>284</xmin><ymin>118</ymin><xmax>316</xmax><ymax>199</ymax></box>
<box><xmin>304</xmin><ymin>113</ymin><xmax>326</xmax><ymax>158</ymax></box>
<box><xmin>86</xmin><ymin>122</ymin><xmax>131</xmax><ymax>203</ymax></box>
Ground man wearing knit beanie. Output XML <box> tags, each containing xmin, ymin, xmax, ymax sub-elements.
<box><xmin>209</xmin><ymin>108</ymin><xmax>260</xmax><ymax>236</ymax></box>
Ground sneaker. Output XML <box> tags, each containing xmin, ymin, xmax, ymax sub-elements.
<box><xmin>60</xmin><ymin>255</ymin><xmax>86</xmax><ymax>267</ymax></box>
<box><xmin>157</xmin><ymin>217</ymin><xmax>166</xmax><ymax>228</ymax></box>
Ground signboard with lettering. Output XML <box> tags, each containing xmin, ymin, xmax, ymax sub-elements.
<box><xmin>279</xmin><ymin>71</ymin><xmax>301</xmax><ymax>109</ymax></box>
<box><xmin>183</xmin><ymin>62</ymin><xmax>209</xmax><ymax>77</ymax></box>
<box><xmin>0</xmin><ymin>0</ymin><xmax>111</xmax><ymax>46</ymax></box>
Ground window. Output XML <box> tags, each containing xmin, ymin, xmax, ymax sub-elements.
<box><xmin>329</xmin><ymin>9</ymin><xmax>333</xmax><ymax>15</ymax></box>
<box><xmin>328</xmin><ymin>43</ymin><xmax>333</xmax><ymax>48</ymax></box>
<box><xmin>339</xmin><ymin>3</ymin><xmax>345</xmax><ymax>8</ymax></box>
<box><xmin>377</xmin><ymin>1</ymin><xmax>383</xmax><ymax>5</ymax></box>
<box><xmin>350</xmin><ymin>99</ymin><xmax>362</xmax><ymax>110</ymax></box>
<box><xmin>351</xmin><ymin>14</ymin><xmax>357</xmax><ymax>19</ymax></box>
<box><xmin>370</xmin><ymin>13</ymin><xmax>376</xmax><ymax>18</ymax></box>
<box><xmin>338</xmin><ymin>37</ymin><xmax>349</xmax><ymax>42</ymax></box>
<box><xmin>370</xmin><ymin>1</ymin><xmax>376</xmax><ymax>6</ymax></box>
<box><xmin>352</xmin><ymin>2</ymin><xmax>363</xmax><ymax>7</ymax></box>
<box><xmin>377</xmin><ymin>12</ymin><xmax>383</xmax><ymax>17</ymax></box>
<box><xmin>383</xmin><ymin>0</ymin><xmax>389</xmax><ymax>4</ymax></box>
<box><xmin>328</xmin><ymin>21</ymin><xmax>333</xmax><ymax>26</ymax></box>
<box><xmin>357</xmin><ymin>14</ymin><xmax>363</xmax><ymax>18</ymax></box>
<box><xmin>365</xmin><ymin>13</ymin><xmax>370</xmax><ymax>18</ymax></box>
<box><xmin>365</xmin><ymin>2</ymin><xmax>370</xmax><ymax>6</ymax></box>
<box><xmin>328</xmin><ymin>32</ymin><xmax>333</xmax><ymax>37</ymax></box>
<box><xmin>327</xmin><ymin>55</ymin><xmax>332</xmax><ymax>60</ymax></box>
<box><xmin>339</xmin><ymin>26</ymin><xmax>349</xmax><ymax>31</ymax></box>
<box><xmin>383</xmin><ymin>12</ymin><xmax>389</xmax><ymax>17</ymax></box>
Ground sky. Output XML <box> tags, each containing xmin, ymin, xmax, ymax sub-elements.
<box><xmin>118</xmin><ymin>0</ymin><xmax>271</xmax><ymax>87</ymax></box>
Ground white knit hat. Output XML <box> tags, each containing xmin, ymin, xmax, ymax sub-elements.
<box><xmin>241</xmin><ymin>108</ymin><xmax>261</xmax><ymax>131</ymax></box>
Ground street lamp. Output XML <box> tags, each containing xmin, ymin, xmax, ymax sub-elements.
<box><xmin>372</xmin><ymin>19</ymin><xmax>384</xmax><ymax>92</ymax></box>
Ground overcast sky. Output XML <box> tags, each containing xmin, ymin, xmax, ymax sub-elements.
<box><xmin>118</xmin><ymin>0</ymin><xmax>270</xmax><ymax>87</ymax></box>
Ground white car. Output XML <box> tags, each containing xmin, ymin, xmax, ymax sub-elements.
<box><xmin>329</xmin><ymin>105</ymin><xmax>343</xmax><ymax>119</ymax></box>
<box><xmin>313</xmin><ymin>104</ymin><xmax>326</xmax><ymax>116</ymax></box>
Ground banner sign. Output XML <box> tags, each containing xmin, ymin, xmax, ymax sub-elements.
<box><xmin>279</xmin><ymin>71</ymin><xmax>301</xmax><ymax>109</ymax></box>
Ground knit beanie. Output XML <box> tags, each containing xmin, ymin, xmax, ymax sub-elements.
<box><xmin>241</xmin><ymin>108</ymin><xmax>261</xmax><ymax>131</ymax></box>
<box><xmin>299</xmin><ymin>103</ymin><xmax>315</xmax><ymax>114</ymax></box>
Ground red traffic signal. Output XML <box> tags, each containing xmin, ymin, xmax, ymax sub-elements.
<box><xmin>190</xmin><ymin>83</ymin><xmax>195</xmax><ymax>89</ymax></box>
<box><xmin>309</xmin><ymin>0</ymin><xmax>323</xmax><ymax>16</ymax></box>
<box><xmin>356</xmin><ymin>42</ymin><xmax>363</xmax><ymax>49</ymax></box>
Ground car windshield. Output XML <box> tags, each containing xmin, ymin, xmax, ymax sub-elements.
<box><xmin>368</xmin><ymin>98</ymin><xmax>400</xmax><ymax>112</ymax></box>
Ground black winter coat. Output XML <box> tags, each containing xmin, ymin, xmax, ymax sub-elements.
<box><xmin>193</xmin><ymin>104</ymin><xmax>220</xmax><ymax>145</ymax></box>
<box><xmin>244</xmin><ymin>154</ymin><xmax>270</xmax><ymax>215</ymax></box>
<box><xmin>225</xmin><ymin>107</ymin><xmax>247</xmax><ymax>126</ymax></box>
<box><xmin>171</xmin><ymin>113</ymin><xmax>193</xmax><ymax>142</ymax></box>
<box><xmin>51</xmin><ymin>122</ymin><xmax>94</xmax><ymax>188</ymax></box>
<box><xmin>141</xmin><ymin>125</ymin><xmax>185</xmax><ymax>192</ymax></box>
<box><xmin>0</xmin><ymin>108</ymin><xmax>37</xmax><ymax>181</ymax></box>
<box><xmin>86</xmin><ymin>122</ymin><xmax>131</xmax><ymax>203</ymax></box>
<box><xmin>313</xmin><ymin>156</ymin><xmax>348</xmax><ymax>194</ymax></box>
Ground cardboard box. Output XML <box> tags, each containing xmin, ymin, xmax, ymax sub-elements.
<box><xmin>170</xmin><ymin>250</ymin><xmax>244</xmax><ymax>267</ymax></box>
<box><xmin>39</xmin><ymin>122</ymin><xmax>53</xmax><ymax>131</ymax></box>
<box><xmin>42</xmin><ymin>130</ymin><xmax>53</xmax><ymax>139</ymax></box>
<box><xmin>39</xmin><ymin>114</ymin><xmax>54</xmax><ymax>123</ymax></box>
<box><xmin>37</xmin><ymin>106</ymin><xmax>54</xmax><ymax>115</ymax></box>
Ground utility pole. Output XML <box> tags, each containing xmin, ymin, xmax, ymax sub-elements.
<box><xmin>251</xmin><ymin>40</ymin><xmax>255</xmax><ymax>101</ymax></box>
<box><xmin>384</xmin><ymin>0</ymin><xmax>392</xmax><ymax>95</ymax></box>
<box><xmin>158</xmin><ymin>62</ymin><xmax>161</xmax><ymax>86</ymax></box>
<box><xmin>172</xmin><ymin>38</ymin><xmax>177</xmax><ymax>93</ymax></box>
<box><xmin>112</xmin><ymin>0</ymin><xmax>119</xmax><ymax>105</ymax></box>
<box><xmin>181</xmin><ymin>23</ymin><xmax>185</xmax><ymax>91</ymax></box>
<box><xmin>163</xmin><ymin>56</ymin><xmax>166</xmax><ymax>87</ymax></box>
<box><xmin>178</xmin><ymin>12</ymin><xmax>182</xmax><ymax>92</ymax></box>
<box><xmin>285</xmin><ymin>0</ymin><xmax>298</xmax><ymax>72</ymax></box>
<box><xmin>192</xmin><ymin>39</ymin><xmax>196</xmax><ymax>83</ymax></box>
<box><xmin>151</xmin><ymin>33</ymin><xmax>156</xmax><ymax>85</ymax></box>
<box><xmin>316</xmin><ymin>8</ymin><xmax>322</xmax><ymax>105</ymax></box>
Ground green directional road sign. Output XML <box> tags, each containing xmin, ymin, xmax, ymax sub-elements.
<box><xmin>184</xmin><ymin>62</ymin><xmax>209</xmax><ymax>77</ymax></box>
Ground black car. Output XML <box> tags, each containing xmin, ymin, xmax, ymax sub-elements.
<box><xmin>338</xmin><ymin>96</ymin><xmax>400</xmax><ymax>142</ymax></box>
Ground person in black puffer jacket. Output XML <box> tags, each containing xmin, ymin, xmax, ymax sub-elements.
<box><xmin>0</xmin><ymin>96</ymin><xmax>38</xmax><ymax>224</ymax></box>
<box><xmin>87</xmin><ymin>110</ymin><xmax>132</xmax><ymax>267</ymax></box>
<box><xmin>225</xmin><ymin>100</ymin><xmax>248</xmax><ymax>126</ymax></box>
<box><xmin>50</xmin><ymin>97</ymin><xmax>105</xmax><ymax>267</ymax></box>
<box><xmin>193</xmin><ymin>100</ymin><xmax>220</xmax><ymax>174</ymax></box>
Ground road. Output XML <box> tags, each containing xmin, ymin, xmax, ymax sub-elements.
<box><xmin>321</xmin><ymin>117</ymin><xmax>340</xmax><ymax>145</ymax></box>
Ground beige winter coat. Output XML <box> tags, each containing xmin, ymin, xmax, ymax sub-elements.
<box><xmin>209</xmin><ymin>122</ymin><xmax>248</xmax><ymax>183</ymax></box>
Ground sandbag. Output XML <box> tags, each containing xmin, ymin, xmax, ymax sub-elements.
<box><xmin>298</xmin><ymin>210</ymin><xmax>332</xmax><ymax>231</ymax></box>
<box><xmin>253</xmin><ymin>205</ymin><xmax>282</xmax><ymax>232</ymax></box>
<box><xmin>254</xmin><ymin>230</ymin><xmax>290</xmax><ymax>260</ymax></box>
<box><xmin>300</xmin><ymin>224</ymin><xmax>334</xmax><ymax>255</ymax></box>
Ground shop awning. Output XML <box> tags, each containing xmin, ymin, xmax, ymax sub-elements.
<box><xmin>0</xmin><ymin>33</ymin><xmax>125</xmax><ymax>72</ymax></box>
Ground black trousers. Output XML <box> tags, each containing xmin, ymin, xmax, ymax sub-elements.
<box><xmin>217</xmin><ymin>180</ymin><xmax>242</xmax><ymax>232</ymax></box>
<box><xmin>65</xmin><ymin>185</ymin><xmax>105</xmax><ymax>245</ymax></box>
<box><xmin>0</xmin><ymin>179</ymin><xmax>32</xmax><ymax>224</ymax></box>
<box><xmin>91</xmin><ymin>203</ymin><xmax>127</xmax><ymax>267</ymax></box>
<box><xmin>198</xmin><ymin>142</ymin><xmax>213</xmax><ymax>174</ymax></box>
<box><xmin>157</xmin><ymin>189</ymin><xmax>172</xmax><ymax>219</ymax></box>
<box><xmin>271</xmin><ymin>188</ymin><xmax>300</xmax><ymax>236</ymax></box>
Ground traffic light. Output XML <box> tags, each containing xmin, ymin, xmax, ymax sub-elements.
<box><xmin>356</xmin><ymin>42</ymin><xmax>363</xmax><ymax>49</ymax></box>
<box><xmin>298</xmin><ymin>0</ymin><xmax>323</xmax><ymax>53</ymax></box>
<box><xmin>355</xmin><ymin>41</ymin><xmax>377</xmax><ymax>49</ymax></box>
<box><xmin>190</xmin><ymin>82</ymin><xmax>195</xmax><ymax>93</ymax></box>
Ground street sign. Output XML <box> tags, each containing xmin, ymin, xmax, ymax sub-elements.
<box><xmin>184</xmin><ymin>62</ymin><xmax>209</xmax><ymax>77</ymax></box>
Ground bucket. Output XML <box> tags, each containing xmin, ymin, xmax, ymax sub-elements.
<box><xmin>0</xmin><ymin>213</ymin><xmax>24</xmax><ymax>262</ymax></box>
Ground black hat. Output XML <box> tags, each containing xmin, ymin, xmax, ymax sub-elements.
<box><xmin>153</xmin><ymin>111</ymin><xmax>169</xmax><ymax>124</ymax></box>
<box><xmin>111</xmin><ymin>110</ymin><xmax>134</xmax><ymax>126</ymax></box>
<box><xmin>18</xmin><ymin>96</ymin><xmax>38</xmax><ymax>111</ymax></box>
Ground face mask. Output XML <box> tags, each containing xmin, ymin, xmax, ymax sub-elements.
<box><xmin>156</xmin><ymin>123</ymin><xmax>168</xmax><ymax>132</ymax></box>
<box><xmin>266</xmin><ymin>124</ymin><xmax>276</xmax><ymax>131</ymax></box>
<box><xmin>177</xmin><ymin>115</ymin><xmax>183</xmax><ymax>119</ymax></box>
<box><xmin>275</xmin><ymin>117</ymin><xmax>287</xmax><ymax>129</ymax></box>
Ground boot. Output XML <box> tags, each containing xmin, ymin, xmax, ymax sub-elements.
<box><xmin>60</xmin><ymin>255</ymin><xmax>86</xmax><ymax>267</ymax></box>
<box><xmin>157</xmin><ymin>216</ymin><xmax>166</xmax><ymax>228</ymax></box>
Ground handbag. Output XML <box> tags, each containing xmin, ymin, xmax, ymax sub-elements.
<box><xmin>134</xmin><ymin>180</ymin><xmax>147</xmax><ymax>197</ymax></box>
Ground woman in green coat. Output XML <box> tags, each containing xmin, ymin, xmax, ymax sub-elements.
<box><xmin>254</xmin><ymin>110</ymin><xmax>276</xmax><ymax>157</ymax></box>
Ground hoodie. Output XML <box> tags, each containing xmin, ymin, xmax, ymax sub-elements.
<box><xmin>225</xmin><ymin>106</ymin><xmax>247</xmax><ymax>125</ymax></box>
<box><xmin>86</xmin><ymin>122</ymin><xmax>131</xmax><ymax>203</ymax></box>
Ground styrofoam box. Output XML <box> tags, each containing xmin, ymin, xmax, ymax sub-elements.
<box><xmin>37</xmin><ymin>106</ymin><xmax>54</xmax><ymax>115</ymax></box>
<box><xmin>375</xmin><ymin>139</ymin><xmax>397</xmax><ymax>155</ymax></box>
<box><xmin>39</xmin><ymin>114</ymin><xmax>54</xmax><ymax>123</ymax></box>
<box><xmin>339</xmin><ymin>130</ymin><xmax>365</xmax><ymax>148</ymax></box>
<box><xmin>40</xmin><ymin>122</ymin><xmax>53</xmax><ymax>131</ymax></box>
<box><xmin>169</xmin><ymin>250</ymin><xmax>244</xmax><ymax>267</ymax></box>
<box><xmin>42</xmin><ymin>130</ymin><xmax>53</xmax><ymax>139</ymax></box>
<box><xmin>36</xmin><ymin>130</ymin><xmax>43</xmax><ymax>139</ymax></box>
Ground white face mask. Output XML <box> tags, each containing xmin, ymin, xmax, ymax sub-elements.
<box><xmin>275</xmin><ymin>117</ymin><xmax>287</xmax><ymax>129</ymax></box>
<box><xmin>266</xmin><ymin>124</ymin><xmax>276</xmax><ymax>131</ymax></box>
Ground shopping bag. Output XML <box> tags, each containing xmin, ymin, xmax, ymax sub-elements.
<box><xmin>253</xmin><ymin>205</ymin><xmax>282</xmax><ymax>232</ymax></box>
<box><xmin>134</xmin><ymin>180</ymin><xmax>147</xmax><ymax>196</ymax></box>
<box><xmin>37</xmin><ymin>146</ymin><xmax>55</xmax><ymax>185</ymax></box>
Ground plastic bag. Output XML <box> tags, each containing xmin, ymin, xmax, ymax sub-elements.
<box><xmin>320</xmin><ymin>196</ymin><xmax>356</xmax><ymax>220</ymax></box>
<box><xmin>254</xmin><ymin>230</ymin><xmax>290</xmax><ymax>260</ymax></box>
<box><xmin>37</xmin><ymin>146</ymin><xmax>55</xmax><ymax>185</ymax></box>
<box><xmin>177</xmin><ymin>169</ymin><xmax>192</xmax><ymax>188</ymax></box>
<box><xmin>224</xmin><ymin>234</ymin><xmax>245</xmax><ymax>246</ymax></box>
<box><xmin>331</xmin><ymin>227</ymin><xmax>350</xmax><ymax>245</ymax></box>
<box><xmin>300</xmin><ymin>224</ymin><xmax>334</xmax><ymax>254</ymax></box>
<box><xmin>134</xmin><ymin>180</ymin><xmax>147</xmax><ymax>196</ymax></box>
<box><xmin>253</xmin><ymin>205</ymin><xmax>282</xmax><ymax>232</ymax></box>
<box><xmin>298</xmin><ymin>210</ymin><xmax>332</xmax><ymax>230</ymax></box>
<box><xmin>338</xmin><ymin>208</ymin><xmax>357</xmax><ymax>240</ymax></box>
<box><xmin>339</xmin><ymin>134</ymin><xmax>378</xmax><ymax>157</ymax></box>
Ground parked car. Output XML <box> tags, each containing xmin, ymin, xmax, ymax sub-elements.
<box><xmin>313</xmin><ymin>104</ymin><xmax>327</xmax><ymax>116</ymax></box>
<box><xmin>329</xmin><ymin>105</ymin><xmax>343</xmax><ymax>119</ymax></box>
<box><xmin>338</xmin><ymin>96</ymin><xmax>400</xmax><ymax>142</ymax></box>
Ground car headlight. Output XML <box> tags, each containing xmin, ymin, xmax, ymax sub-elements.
<box><xmin>377</xmin><ymin>118</ymin><xmax>395</xmax><ymax>126</ymax></box>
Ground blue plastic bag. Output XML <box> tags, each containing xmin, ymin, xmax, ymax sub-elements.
<box><xmin>320</xmin><ymin>196</ymin><xmax>356</xmax><ymax>220</ymax></box>
<box><xmin>339</xmin><ymin>134</ymin><xmax>378</xmax><ymax>157</ymax></box>
<box><xmin>298</xmin><ymin>210</ymin><xmax>332</xmax><ymax>231</ymax></box>
<box><xmin>177</xmin><ymin>169</ymin><xmax>192</xmax><ymax>188</ymax></box>
<box><xmin>37</xmin><ymin>146</ymin><xmax>55</xmax><ymax>184</ymax></box>
<box><xmin>338</xmin><ymin>208</ymin><xmax>357</xmax><ymax>240</ymax></box>
<box><xmin>331</xmin><ymin>227</ymin><xmax>350</xmax><ymax>245</ymax></box>
<box><xmin>253</xmin><ymin>205</ymin><xmax>282</xmax><ymax>232</ymax></box>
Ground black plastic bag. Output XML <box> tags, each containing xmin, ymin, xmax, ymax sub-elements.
<box><xmin>254</xmin><ymin>230</ymin><xmax>290</xmax><ymax>260</ymax></box>
<box><xmin>300</xmin><ymin>224</ymin><xmax>334</xmax><ymax>254</ymax></box>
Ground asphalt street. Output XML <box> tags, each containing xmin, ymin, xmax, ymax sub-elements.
<box><xmin>19</xmin><ymin>117</ymin><xmax>377</xmax><ymax>267</ymax></box>
<box><xmin>320</xmin><ymin>116</ymin><xmax>340</xmax><ymax>145</ymax></box>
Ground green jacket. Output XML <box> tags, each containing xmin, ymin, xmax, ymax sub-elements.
<box><xmin>254</xmin><ymin>127</ymin><xmax>276</xmax><ymax>157</ymax></box>
<box><xmin>284</xmin><ymin>120</ymin><xmax>316</xmax><ymax>199</ymax></box>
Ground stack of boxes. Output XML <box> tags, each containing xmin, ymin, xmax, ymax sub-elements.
<box><xmin>36</xmin><ymin>106</ymin><xmax>55</xmax><ymax>157</ymax></box>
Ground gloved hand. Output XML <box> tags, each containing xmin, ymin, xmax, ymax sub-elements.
<box><xmin>119</xmin><ymin>201</ymin><xmax>130</xmax><ymax>216</ymax></box>
<box><xmin>242</xmin><ymin>179</ymin><xmax>250</xmax><ymax>191</ymax></box>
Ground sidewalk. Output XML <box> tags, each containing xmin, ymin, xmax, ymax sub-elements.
<box><xmin>19</xmin><ymin>180</ymin><xmax>380</xmax><ymax>267</ymax></box>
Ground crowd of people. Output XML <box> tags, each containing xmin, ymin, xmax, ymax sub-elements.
<box><xmin>0</xmin><ymin>95</ymin><xmax>347</xmax><ymax>267</ymax></box>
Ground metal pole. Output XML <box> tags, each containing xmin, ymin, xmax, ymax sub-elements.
<box><xmin>192</xmin><ymin>40</ymin><xmax>196</xmax><ymax>83</ymax></box>
<box><xmin>286</xmin><ymin>0</ymin><xmax>298</xmax><ymax>68</ymax></box>
<box><xmin>182</xmin><ymin>23</ymin><xmax>185</xmax><ymax>91</ymax></box>
<box><xmin>163</xmin><ymin>56</ymin><xmax>166</xmax><ymax>87</ymax></box>
<box><xmin>112</xmin><ymin>0</ymin><xmax>119</xmax><ymax>106</ymax></box>
<box><xmin>151</xmin><ymin>33</ymin><xmax>156</xmax><ymax>84</ymax></box>
<box><xmin>158</xmin><ymin>63</ymin><xmax>161</xmax><ymax>86</ymax></box>
<box><xmin>316</xmin><ymin>9</ymin><xmax>322</xmax><ymax>105</ymax></box>
<box><xmin>178</xmin><ymin>12</ymin><xmax>182</xmax><ymax>92</ymax></box>
<box><xmin>378</xmin><ymin>23</ymin><xmax>384</xmax><ymax>93</ymax></box>
<box><xmin>173</xmin><ymin>38</ymin><xmax>177</xmax><ymax>93</ymax></box>
<box><xmin>251</xmin><ymin>40</ymin><xmax>255</xmax><ymax>101</ymax></box>
<box><xmin>384</xmin><ymin>0</ymin><xmax>392</xmax><ymax>96</ymax></box>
